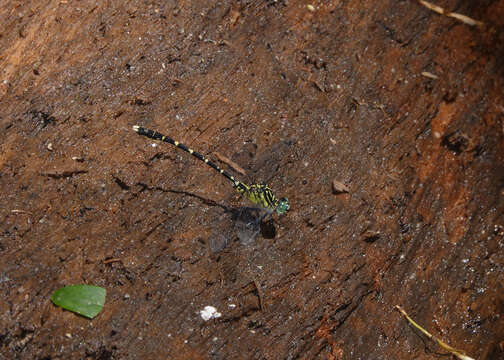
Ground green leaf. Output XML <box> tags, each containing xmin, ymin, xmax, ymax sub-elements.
<box><xmin>51</xmin><ymin>285</ymin><xmax>106</xmax><ymax>319</ymax></box>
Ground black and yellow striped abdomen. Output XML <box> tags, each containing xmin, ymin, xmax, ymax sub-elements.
<box><xmin>133</xmin><ymin>125</ymin><xmax>238</xmax><ymax>184</ymax></box>
<box><xmin>133</xmin><ymin>125</ymin><xmax>290</xmax><ymax>214</ymax></box>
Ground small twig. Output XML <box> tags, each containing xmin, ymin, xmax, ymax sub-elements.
<box><xmin>253</xmin><ymin>279</ymin><xmax>264</xmax><ymax>311</ymax></box>
<box><xmin>418</xmin><ymin>0</ymin><xmax>485</xmax><ymax>28</ymax></box>
<box><xmin>103</xmin><ymin>258</ymin><xmax>122</xmax><ymax>264</ymax></box>
<box><xmin>11</xmin><ymin>209</ymin><xmax>33</xmax><ymax>215</ymax></box>
<box><xmin>395</xmin><ymin>305</ymin><xmax>475</xmax><ymax>360</ymax></box>
<box><xmin>214</xmin><ymin>152</ymin><xmax>247</xmax><ymax>176</ymax></box>
<box><xmin>421</xmin><ymin>71</ymin><xmax>439</xmax><ymax>80</ymax></box>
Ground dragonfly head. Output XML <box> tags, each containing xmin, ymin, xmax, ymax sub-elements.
<box><xmin>276</xmin><ymin>197</ymin><xmax>290</xmax><ymax>215</ymax></box>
